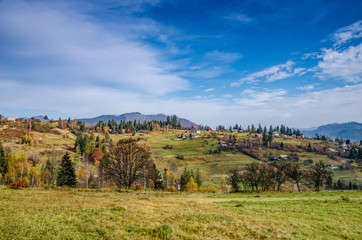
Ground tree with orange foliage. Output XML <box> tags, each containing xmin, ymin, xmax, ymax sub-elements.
<box><xmin>91</xmin><ymin>148</ymin><xmax>104</xmax><ymax>164</ymax></box>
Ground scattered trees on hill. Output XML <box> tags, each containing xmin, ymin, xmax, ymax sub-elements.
<box><xmin>228</xmin><ymin>160</ymin><xmax>332</xmax><ymax>192</ymax></box>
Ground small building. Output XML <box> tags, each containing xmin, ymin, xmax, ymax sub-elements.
<box><xmin>190</xmin><ymin>133</ymin><xmax>199</xmax><ymax>138</ymax></box>
<box><xmin>279</xmin><ymin>155</ymin><xmax>288</xmax><ymax>159</ymax></box>
<box><xmin>269</xmin><ymin>155</ymin><xmax>278</xmax><ymax>161</ymax></box>
<box><xmin>339</xmin><ymin>141</ymin><xmax>347</xmax><ymax>148</ymax></box>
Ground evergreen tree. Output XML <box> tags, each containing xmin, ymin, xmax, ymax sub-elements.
<box><xmin>280</xmin><ymin>142</ymin><xmax>284</xmax><ymax>150</ymax></box>
<box><xmin>180</xmin><ymin>167</ymin><xmax>191</xmax><ymax>191</ymax></box>
<box><xmin>326</xmin><ymin>176</ymin><xmax>333</xmax><ymax>189</ymax></box>
<box><xmin>56</xmin><ymin>152</ymin><xmax>77</xmax><ymax>187</ymax></box>
<box><xmin>195</xmin><ymin>169</ymin><xmax>202</xmax><ymax>187</ymax></box>
<box><xmin>307</xmin><ymin>143</ymin><xmax>313</xmax><ymax>152</ymax></box>
<box><xmin>262</xmin><ymin>131</ymin><xmax>268</xmax><ymax>147</ymax></box>
<box><xmin>349</xmin><ymin>147</ymin><xmax>358</xmax><ymax>160</ymax></box>
<box><xmin>337</xmin><ymin>179</ymin><xmax>343</xmax><ymax>190</ymax></box>
<box><xmin>0</xmin><ymin>141</ymin><xmax>6</xmax><ymax>177</ymax></box>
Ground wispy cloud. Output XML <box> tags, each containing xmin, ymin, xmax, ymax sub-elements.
<box><xmin>331</xmin><ymin>20</ymin><xmax>362</xmax><ymax>46</ymax></box>
<box><xmin>204</xmin><ymin>50</ymin><xmax>242</xmax><ymax>63</ymax></box>
<box><xmin>225</xmin><ymin>13</ymin><xmax>255</xmax><ymax>24</ymax></box>
<box><xmin>204</xmin><ymin>88</ymin><xmax>215</xmax><ymax>92</ymax></box>
<box><xmin>232</xmin><ymin>61</ymin><xmax>306</xmax><ymax>86</ymax></box>
<box><xmin>296</xmin><ymin>85</ymin><xmax>315</xmax><ymax>91</ymax></box>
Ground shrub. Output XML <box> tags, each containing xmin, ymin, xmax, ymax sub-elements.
<box><xmin>8</xmin><ymin>181</ymin><xmax>29</xmax><ymax>189</ymax></box>
<box><xmin>163</xmin><ymin>144</ymin><xmax>173</xmax><ymax>149</ymax></box>
<box><xmin>132</xmin><ymin>184</ymin><xmax>143</xmax><ymax>191</ymax></box>
<box><xmin>303</xmin><ymin>159</ymin><xmax>314</xmax><ymax>165</ymax></box>
<box><xmin>152</xmin><ymin>224</ymin><xmax>173</xmax><ymax>239</ymax></box>
<box><xmin>167</xmin><ymin>186</ymin><xmax>177</xmax><ymax>192</ymax></box>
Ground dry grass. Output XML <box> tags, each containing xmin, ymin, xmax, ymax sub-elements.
<box><xmin>0</xmin><ymin>188</ymin><xmax>361</xmax><ymax>239</ymax></box>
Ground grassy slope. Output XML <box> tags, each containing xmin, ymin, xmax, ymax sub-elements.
<box><xmin>1</xmin><ymin>125</ymin><xmax>361</xmax><ymax>186</ymax></box>
<box><xmin>0</xmin><ymin>188</ymin><xmax>361</xmax><ymax>240</ymax></box>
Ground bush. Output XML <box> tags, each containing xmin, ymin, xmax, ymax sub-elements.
<box><xmin>303</xmin><ymin>159</ymin><xmax>314</xmax><ymax>165</ymax></box>
<box><xmin>163</xmin><ymin>144</ymin><xmax>173</xmax><ymax>149</ymax></box>
<box><xmin>152</xmin><ymin>225</ymin><xmax>173</xmax><ymax>239</ymax></box>
<box><xmin>167</xmin><ymin>186</ymin><xmax>177</xmax><ymax>192</ymax></box>
<box><xmin>8</xmin><ymin>181</ymin><xmax>29</xmax><ymax>189</ymax></box>
<box><xmin>132</xmin><ymin>184</ymin><xmax>143</xmax><ymax>191</ymax></box>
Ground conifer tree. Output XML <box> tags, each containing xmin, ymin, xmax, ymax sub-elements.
<box><xmin>57</xmin><ymin>152</ymin><xmax>77</xmax><ymax>187</ymax></box>
<box><xmin>0</xmin><ymin>141</ymin><xmax>6</xmax><ymax>177</ymax></box>
<box><xmin>195</xmin><ymin>169</ymin><xmax>202</xmax><ymax>186</ymax></box>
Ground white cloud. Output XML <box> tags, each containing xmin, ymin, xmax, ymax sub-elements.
<box><xmin>296</xmin><ymin>85</ymin><xmax>315</xmax><ymax>91</ymax></box>
<box><xmin>1</xmin><ymin>80</ymin><xmax>361</xmax><ymax>128</ymax></box>
<box><xmin>0</xmin><ymin>0</ymin><xmax>189</xmax><ymax>95</ymax></box>
<box><xmin>232</xmin><ymin>61</ymin><xmax>306</xmax><ymax>86</ymax></box>
<box><xmin>331</xmin><ymin>20</ymin><xmax>362</xmax><ymax>46</ymax></box>
<box><xmin>239</xmin><ymin>89</ymin><xmax>287</xmax><ymax>106</ymax></box>
<box><xmin>315</xmin><ymin>43</ymin><xmax>362</xmax><ymax>82</ymax></box>
<box><xmin>204</xmin><ymin>88</ymin><xmax>215</xmax><ymax>92</ymax></box>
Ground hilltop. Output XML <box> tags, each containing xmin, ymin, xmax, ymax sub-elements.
<box><xmin>76</xmin><ymin>112</ymin><xmax>198</xmax><ymax>128</ymax></box>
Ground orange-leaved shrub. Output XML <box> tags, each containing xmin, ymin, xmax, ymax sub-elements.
<box><xmin>8</xmin><ymin>181</ymin><xmax>29</xmax><ymax>189</ymax></box>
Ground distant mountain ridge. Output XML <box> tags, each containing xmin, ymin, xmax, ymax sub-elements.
<box><xmin>78</xmin><ymin>112</ymin><xmax>198</xmax><ymax>128</ymax></box>
<box><xmin>302</xmin><ymin>122</ymin><xmax>362</xmax><ymax>141</ymax></box>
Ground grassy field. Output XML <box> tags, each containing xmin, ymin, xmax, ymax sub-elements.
<box><xmin>0</xmin><ymin>188</ymin><xmax>361</xmax><ymax>239</ymax></box>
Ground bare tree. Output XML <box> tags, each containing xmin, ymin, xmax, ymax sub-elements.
<box><xmin>104</xmin><ymin>138</ymin><xmax>152</xmax><ymax>188</ymax></box>
<box><xmin>308</xmin><ymin>161</ymin><xmax>330</xmax><ymax>191</ymax></box>
<box><xmin>284</xmin><ymin>161</ymin><xmax>305</xmax><ymax>192</ymax></box>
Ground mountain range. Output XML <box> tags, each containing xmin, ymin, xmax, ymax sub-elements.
<box><xmin>302</xmin><ymin>122</ymin><xmax>362</xmax><ymax>142</ymax></box>
<box><xmin>78</xmin><ymin>112</ymin><xmax>198</xmax><ymax>128</ymax></box>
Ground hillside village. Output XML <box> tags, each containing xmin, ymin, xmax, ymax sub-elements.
<box><xmin>0</xmin><ymin>114</ymin><xmax>361</xmax><ymax>192</ymax></box>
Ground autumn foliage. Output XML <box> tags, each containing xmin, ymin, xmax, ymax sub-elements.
<box><xmin>8</xmin><ymin>180</ymin><xmax>29</xmax><ymax>189</ymax></box>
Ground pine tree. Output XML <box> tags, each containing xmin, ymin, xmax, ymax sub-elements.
<box><xmin>57</xmin><ymin>152</ymin><xmax>77</xmax><ymax>187</ymax></box>
<box><xmin>307</xmin><ymin>143</ymin><xmax>313</xmax><ymax>152</ymax></box>
<box><xmin>195</xmin><ymin>169</ymin><xmax>202</xmax><ymax>186</ymax></box>
<box><xmin>0</xmin><ymin>141</ymin><xmax>6</xmax><ymax>177</ymax></box>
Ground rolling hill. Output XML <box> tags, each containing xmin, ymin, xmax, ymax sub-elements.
<box><xmin>302</xmin><ymin>122</ymin><xmax>362</xmax><ymax>141</ymax></box>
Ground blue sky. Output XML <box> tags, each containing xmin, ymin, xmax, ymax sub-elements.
<box><xmin>0</xmin><ymin>0</ymin><xmax>362</xmax><ymax>128</ymax></box>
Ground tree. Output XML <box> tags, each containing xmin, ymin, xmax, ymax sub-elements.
<box><xmin>185</xmin><ymin>177</ymin><xmax>198</xmax><ymax>192</ymax></box>
<box><xmin>309</xmin><ymin>161</ymin><xmax>329</xmax><ymax>191</ymax></box>
<box><xmin>307</xmin><ymin>143</ymin><xmax>313</xmax><ymax>152</ymax></box>
<box><xmin>5</xmin><ymin>152</ymin><xmax>17</xmax><ymax>182</ymax></box>
<box><xmin>57</xmin><ymin>152</ymin><xmax>77</xmax><ymax>187</ymax></box>
<box><xmin>90</xmin><ymin>148</ymin><xmax>104</xmax><ymax>164</ymax></box>
<box><xmin>42</xmin><ymin>169</ymin><xmax>52</xmax><ymax>185</ymax></box>
<box><xmin>180</xmin><ymin>167</ymin><xmax>191</xmax><ymax>191</ymax></box>
<box><xmin>220</xmin><ymin>177</ymin><xmax>227</xmax><ymax>193</ymax></box>
<box><xmin>195</xmin><ymin>169</ymin><xmax>202</xmax><ymax>187</ymax></box>
<box><xmin>29</xmin><ymin>167</ymin><xmax>39</xmax><ymax>187</ymax></box>
<box><xmin>228</xmin><ymin>168</ymin><xmax>241</xmax><ymax>192</ymax></box>
<box><xmin>0</xmin><ymin>141</ymin><xmax>7</xmax><ymax>179</ymax></box>
<box><xmin>285</xmin><ymin>161</ymin><xmax>304</xmax><ymax>192</ymax></box>
<box><xmin>18</xmin><ymin>153</ymin><xmax>28</xmax><ymax>181</ymax></box>
<box><xmin>104</xmin><ymin>138</ymin><xmax>152</xmax><ymax>188</ymax></box>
